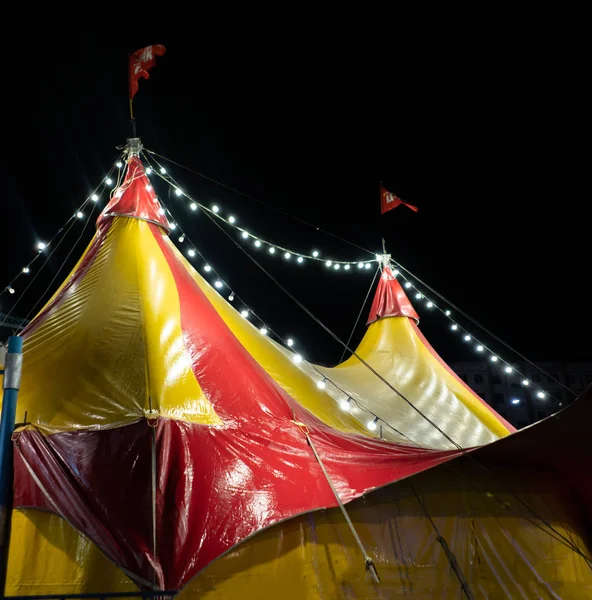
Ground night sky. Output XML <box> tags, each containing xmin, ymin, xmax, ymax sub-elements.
<box><xmin>1</xmin><ymin>23</ymin><xmax>588</xmax><ymax>368</ymax></box>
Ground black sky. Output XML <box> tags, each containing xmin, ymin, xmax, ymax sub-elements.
<box><xmin>0</xmin><ymin>19</ymin><xmax>588</xmax><ymax>366</ymax></box>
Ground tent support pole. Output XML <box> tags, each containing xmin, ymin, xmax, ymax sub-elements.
<box><xmin>0</xmin><ymin>336</ymin><xmax>23</xmax><ymax>598</ymax></box>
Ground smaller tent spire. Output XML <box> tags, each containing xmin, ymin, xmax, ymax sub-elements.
<box><xmin>367</xmin><ymin>265</ymin><xmax>419</xmax><ymax>325</ymax></box>
<box><xmin>97</xmin><ymin>154</ymin><xmax>170</xmax><ymax>233</ymax></box>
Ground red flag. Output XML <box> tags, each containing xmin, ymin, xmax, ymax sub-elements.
<box><xmin>129</xmin><ymin>45</ymin><xmax>166</xmax><ymax>100</ymax></box>
<box><xmin>380</xmin><ymin>184</ymin><xmax>418</xmax><ymax>214</ymax></box>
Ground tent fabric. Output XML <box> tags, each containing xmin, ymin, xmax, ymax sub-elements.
<box><xmin>3</xmin><ymin>155</ymin><xmax>590</xmax><ymax>596</ymax></box>
<box><xmin>367</xmin><ymin>265</ymin><xmax>419</xmax><ymax>324</ymax></box>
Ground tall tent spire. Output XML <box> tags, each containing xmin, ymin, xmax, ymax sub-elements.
<box><xmin>367</xmin><ymin>265</ymin><xmax>419</xmax><ymax>325</ymax></box>
<box><xmin>97</xmin><ymin>155</ymin><xmax>170</xmax><ymax>233</ymax></box>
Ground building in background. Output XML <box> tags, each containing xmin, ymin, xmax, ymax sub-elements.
<box><xmin>451</xmin><ymin>360</ymin><xmax>592</xmax><ymax>428</ymax></box>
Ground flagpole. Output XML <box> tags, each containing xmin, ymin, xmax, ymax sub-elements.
<box><xmin>128</xmin><ymin>54</ymin><xmax>137</xmax><ymax>138</ymax></box>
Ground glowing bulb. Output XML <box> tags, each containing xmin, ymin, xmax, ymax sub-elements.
<box><xmin>269</xmin><ymin>247</ymin><xmax>276</xmax><ymax>254</ymax></box>
<box><xmin>37</xmin><ymin>242</ymin><xmax>46</xmax><ymax>251</ymax></box>
<box><xmin>463</xmin><ymin>334</ymin><xmax>471</xmax><ymax>342</ymax></box>
<box><xmin>357</xmin><ymin>262</ymin><xmax>364</xmax><ymax>269</ymax></box>
<box><xmin>476</xmin><ymin>345</ymin><xmax>484</xmax><ymax>352</ymax></box>
<box><xmin>490</xmin><ymin>355</ymin><xmax>498</xmax><ymax>362</ymax></box>
<box><xmin>326</xmin><ymin>260</ymin><xmax>333</xmax><ymax>267</ymax></box>
<box><xmin>116</xmin><ymin>161</ymin><xmax>123</xmax><ymax>168</ymax></box>
<box><xmin>344</xmin><ymin>264</ymin><xmax>350</xmax><ymax>270</ymax></box>
<box><xmin>146</xmin><ymin>184</ymin><xmax>152</xmax><ymax>191</ymax></box>
<box><xmin>312</xmin><ymin>250</ymin><xmax>319</xmax><ymax>257</ymax></box>
<box><xmin>241</xmin><ymin>231</ymin><xmax>249</xmax><ymax>239</ymax></box>
<box><xmin>22</xmin><ymin>267</ymin><xmax>30</xmax><ymax>274</ymax></box>
<box><xmin>190</xmin><ymin>202</ymin><xmax>198</xmax><ymax>211</ymax></box>
<box><xmin>365</xmin><ymin>263</ymin><xmax>371</xmax><ymax>270</ymax></box>
<box><xmin>158</xmin><ymin>207</ymin><xmax>165</xmax><ymax>215</ymax></box>
<box><xmin>204</xmin><ymin>265</ymin><xmax>212</xmax><ymax>272</ymax></box>
<box><xmin>214</xmin><ymin>280</ymin><xmax>223</xmax><ymax>289</ymax></box>
<box><xmin>340</xmin><ymin>398</ymin><xmax>351</xmax><ymax>411</ymax></box>
<box><xmin>404</xmin><ymin>282</ymin><xmax>412</xmax><ymax>289</ymax></box>
<box><xmin>522</xmin><ymin>379</ymin><xmax>530</xmax><ymax>386</ymax></box>
<box><xmin>451</xmin><ymin>324</ymin><xmax>458</xmax><ymax>331</ymax></box>
<box><xmin>76</xmin><ymin>211</ymin><xmax>84</xmax><ymax>219</ymax></box>
<box><xmin>334</xmin><ymin>264</ymin><xmax>340</xmax><ymax>270</ymax></box>
<box><xmin>293</xmin><ymin>354</ymin><xmax>303</xmax><ymax>364</ymax></box>
<box><xmin>505</xmin><ymin>366</ymin><xmax>513</xmax><ymax>373</ymax></box>
<box><xmin>317</xmin><ymin>380</ymin><xmax>326</xmax><ymax>389</ymax></box>
<box><xmin>297</xmin><ymin>256</ymin><xmax>304</xmax><ymax>263</ymax></box>
<box><xmin>228</xmin><ymin>292</ymin><xmax>235</xmax><ymax>302</ymax></box>
<box><xmin>146</xmin><ymin>167</ymin><xmax>152</xmax><ymax>175</ymax></box>
<box><xmin>241</xmin><ymin>310</ymin><xmax>249</xmax><ymax>318</ymax></box>
<box><xmin>187</xmin><ymin>249</ymin><xmax>196</xmax><ymax>257</ymax></box>
<box><xmin>91</xmin><ymin>194</ymin><xmax>99</xmax><ymax>202</ymax></box>
<box><xmin>228</xmin><ymin>216</ymin><xmax>236</xmax><ymax>224</ymax></box>
<box><xmin>368</xmin><ymin>417</ymin><xmax>378</xmax><ymax>431</ymax></box>
<box><xmin>445</xmin><ymin>310</ymin><xmax>451</xmax><ymax>316</ymax></box>
<box><xmin>160</xmin><ymin>167</ymin><xmax>166</xmax><ymax>174</ymax></box>
<box><xmin>287</xmin><ymin>338</ymin><xmax>294</xmax><ymax>347</ymax></box>
<box><xmin>7</xmin><ymin>286</ymin><xmax>15</xmax><ymax>295</ymax></box>
<box><xmin>254</xmin><ymin>240</ymin><xmax>262</xmax><ymax>248</ymax></box>
<box><xmin>284</xmin><ymin>252</ymin><xmax>291</xmax><ymax>259</ymax></box>
<box><xmin>511</xmin><ymin>398</ymin><xmax>520</xmax><ymax>405</ymax></box>
<box><xmin>260</xmin><ymin>327</ymin><xmax>268</xmax><ymax>335</ymax></box>
<box><xmin>393</xmin><ymin>269</ymin><xmax>400</xmax><ymax>276</ymax></box>
<box><xmin>105</xmin><ymin>177</ymin><xmax>113</xmax><ymax>185</ymax></box>
<box><xmin>537</xmin><ymin>391</ymin><xmax>546</xmax><ymax>399</ymax></box>
<box><xmin>426</xmin><ymin>301</ymin><xmax>433</xmax><ymax>308</ymax></box>
<box><xmin>178</xmin><ymin>235</ymin><xmax>185</xmax><ymax>242</ymax></box>
<box><xmin>415</xmin><ymin>293</ymin><xmax>422</xmax><ymax>300</ymax></box>
<box><xmin>212</xmin><ymin>205</ymin><xmax>219</xmax><ymax>213</ymax></box>
<box><xmin>170</xmin><ymin>223</ymin><xmax>176</xmax><ymax>230</ymax></box>
<box><xmin>175</xmin><ymin>188</ymin><xmax>183</xmax><ymax>196</ymax></box>
<box><xmin>115</xmin><ymin>189</ymin><xmax>123</xmax><ymax>198</ymax></box>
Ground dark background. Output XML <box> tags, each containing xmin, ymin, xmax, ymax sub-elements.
<box><xmin>0</xmin><ymin>18</ymin><xmax>588</xmax><ymax>367</ymax></box>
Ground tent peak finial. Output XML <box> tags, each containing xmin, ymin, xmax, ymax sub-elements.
<box><xmin>125</xmin><ymin>138</ymin><xmax>143</xmax><ymax>157</ymax></box>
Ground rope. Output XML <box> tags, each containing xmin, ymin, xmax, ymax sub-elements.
<box><xmin>408</xmin><ymin>482</ymin><xmax>475</xmax><ymax>599</ymax></box>
<box><xmin>292</xmin><ymin>420</ymin><xmax>380</xmax><ymax>583</ymax></box>
<box><xmin>338</xmin><ymin>267</ymin><xmax>380</xmax><ymax>364</ymax></box>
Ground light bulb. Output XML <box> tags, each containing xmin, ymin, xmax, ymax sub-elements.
<box><xmin>8</xmin><ymin>286</ymin><xmax>15</xmax><ymax>295</ymax></box>
<box><xmin>451</xmin><ymin>324</ymin><xmax>458</xmax><ymax>331</ymax></box>
<box><xmin>404</xmin><ymin>282</ymin><xmax>412</xmax><ymax>289</ymax></box>
<box><xmin>326</xmin><ymin>260</ymin><xmax>332</xmax><ymax>267</ymax></box>
<box><xmin>254</xmin><ymin>240</ymin><xmax>262</xmax><ymax>248</ymax></box>
<box><xmin>317</xmin><ymin>380</ymin><xmax>326</xmax><ymax>389</ymax></box>
<box><xmin>415</xmin><ymin>293</ymin><xmax>422</xmax><ymax>300</ymax></box>
<box><xmin>190</xmin><ymin>202</ymin><xmax>198</xmax><ymax>211</ymax></box>
<box><xmin>241</xmin><ymin>231</ymin><xmax>249</xmax><ymax>239</ymax></box>
<box><xmin>537</xmin><ymin>391</ymin><xmax>546</xmax><ymax>399</ymax></box>
<box><xmin>115</xmin><ymin>189</ymin><xmax>123</xmax><ymax>198</ymax></box>
<box><xmin>426</xmin><ymin>301</ymin><xmax>433</xmax><ymax>308</ymax></box>
<box><xmin>91</xmin><ymin>194</ymin><xmax>99</xmax><ymax>202</ymax></box>
<box><xmin>160</xmin><ymin>167</ymin><xmax>166</xmax><ymax>174</ymax></box>
<box><xmin>158</xmin><ymin>208</ymin><xmax>165</xmax><ymax>215</ymax></box>
<box><xmin>146</xmin><ymin>167</ymin><xmax>152</xmax><ymax>175</ymax></box>
<box><xmin>365</xmin><ymin>263</ymin><xmax>371</xmax><ymax>269</ymax></box>
<box><xmin>175</xmin><ymin>188</ymin><xmax>183</xmax><ymax>196</ymax></box>
<box><xmin>293</xmin><ymin>354</ymin><xmax>303</xmax><ymax>364</ymax></box>
<box><xmin>522</xmin><ymin>379</ymin><xmax>530</xmax><ymax>386</ymax></box>
<box><xmin>357</xmin><ymin>262</ymin><xmax>364</xmax><ymax>269</ymax></box>
<box><xmin>476</xmin><ymin>345</ymin><xmax>484</xmax><ymax>352</ymax></box>
<box><xmin>228</xmin><ymin>216</ymin><xmax>236</xmax><ymax>224</ymax></box>
<box><xmin>116</xmin><ymin>161</ymin><xmax>123</xmax><ymax>168</ymax></box>
<box><xmin>511</xmin><ymin>398</ymin><xmax>520</xmax><ymax>405</ymax></box>
<box><xmin>146</xmin><ymin>184</ymin><xmax>152</xmax><ymax>191</ymax></box>
<box><xmin>76</xmin><ymin>211</ymin><xmax>84</xmax><ymax>219</ymax></box>
<box><xmin>228</xmin><ymin>292</ymin><xmax>235</xmax><ymax>302</ymax></box>
<box><xmin>178</xmin><ymin>235</ymin><xmax>185</xmax><ymax>242</ymax></box>
<box><xmin>37</xmin><ymin>242</ymin><xmax>46</xmax><ymax>251</ymax></box>
<box><xmin>368</xmin><ymin>417</ymin><xmax>378</xmax><ymax>431</ymax></box>
<box><xmin>490</xmin><ymin>355</ymin><xmax>498</xmax><ymax>362</ymax></box>
<box><xmin>23</xmin><ymin>267</ymin><xmax>30</xmax><ymax>274</ymax></box>
<box><xmin>445</xmin><ymin>310</ymin><xmax>451</xmax><ymax>316</ymax></box>
<box><xmin>344</xmin><ymin>264</ymin><xmax>350</xmax><ymax>270</ymax></box>
<box><xmin>340</xmin><ymin>398</ymin><xmax>351</xmax><ymax>411</ymax></box>
<box><xmin>297</xmin><ymin>256</ymin><xmax>304</xmax><ymax>263</ymax></box>
<box><xmin>241</xmin><ymin>310</ymin><xmax>249</xmax><ymax>318</ymax></box>
<box><xmin>269</xmin><ymin>247</ymin><xmax>276</xmax><ymax>254</ymax></box>
<box><xmin>106</xmin><ymin>177</ymin><xmax>113</xmax><ymax>185</ymax></box>
<box><xmin>188</xmin><ymin>249</ymin><xmax>196</xmax><ymax>257</ymax></box>
<box><xmin>393</xmin><ymin>269</ymin><xmax>400</xmax><ymax>276</ymax></box>
<box><xmin>463</xmin><ymin>334</ymin><xmax>471</xmax><ymax>342</ymax></box>
<box><xmin>259</xmin><ymin>327</ymin><xmax>268</xmax><ymax>335</ymax></box>
<box><xmin>214</xmin><ymin>280</ymin><xmax>223</xmax><ymax>289</ymax></box>
<box><xmin>312</xmin><ymin>250</ymin><xmax>319</xmax><ymax>257</ymax></box>
<box><xmin>170</xmin><ymin>223</ymin><xmax>176</xmax><ymax>230</ymax></box>
<box><xmin>505</xmin><ymin>366</ymin><xmax>513</xmax><ymax>373</ymax></box>
<box><xmin>204</xmin><ymin>265</ymin><xmax>212</xmax><ymax>272</ymax></box>
<box><xmin>212</xmin><ymin>205</ymin><xmax>219</xmax><ymax>213</ymax></box>
<box><xmin>334</xmin><ymin>264</ymin><xmax>340</xmax><ymax>270</ymax></box>
<box><xmin>287</xmin><ymin>338</ymin><xmax>294</xmax><ymax>347</ymax></box>
<box><xmin>284</xmin><ymin>252</ymin><xmax>291</xmax><ymax>259</ymax></box>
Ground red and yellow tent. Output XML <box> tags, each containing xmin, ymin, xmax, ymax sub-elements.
<box><xmin>2</xmin><ymin>155</ymin><xmax>591</xmax><ymax>598</ymax></box>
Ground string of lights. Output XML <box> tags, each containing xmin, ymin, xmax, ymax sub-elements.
<box><xmin>0</xmin><ymin>156</ymin><xmax>124</xmax><ymax>300</ymax></box>
<box><xmin>141</xmin><ymin>152</ymin><xmax>378</xmax><ymax>271</ymax></box>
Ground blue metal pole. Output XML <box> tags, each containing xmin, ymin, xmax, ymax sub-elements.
<box><xmin>0</xmin><ymin>336</ymin><xmax>23</xmax><ymax>597</ymax></box>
